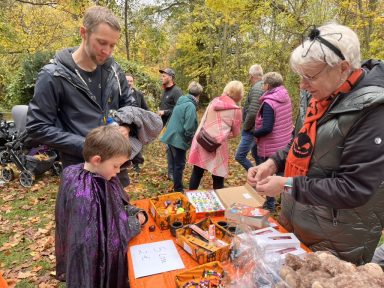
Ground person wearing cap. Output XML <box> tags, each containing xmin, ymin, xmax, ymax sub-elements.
<box><xmin>158</xmin><ymin>68</ymin><xmax>183</xmax><ymax>125</ymax></box>
<box><xmin>247</xmin><ymin>23</ymin><xmax>384</xmax><ymax>265</ymax></box>
<box><xmin>158</xmin><ymin>68</ymin><xmax>183</xmax><ymax>180</ymax></box>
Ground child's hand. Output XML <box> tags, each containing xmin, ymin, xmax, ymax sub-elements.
<box><xmin>137</xmin><ymin>212</ymin><xmax>146</xmax><ymax>225</ymax></box>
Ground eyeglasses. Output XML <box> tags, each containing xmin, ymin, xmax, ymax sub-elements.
<box><xmin>298</xmin><ymin>64</ymin><xmax>329</xmax><ymax>82</ymax></box>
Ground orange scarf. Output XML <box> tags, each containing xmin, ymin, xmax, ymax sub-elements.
<box><xmin>285</xmin><ymin>69</ymin><xmax>363</xmax><ymax>177</ymax></box>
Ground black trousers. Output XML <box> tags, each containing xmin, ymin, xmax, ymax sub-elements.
<box><xmin>189</xmin><ymin>165</ymin><xmax>224</xmax><ymax>190</ymax></box>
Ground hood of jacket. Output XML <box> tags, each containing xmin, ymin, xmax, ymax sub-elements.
<box><xmin>260</xmin><ymin>85</ymin><xmax>290</xmax><ymax>104</ymax></box>
<box><xmin>359</xmin><ymin>59</ymin><xmax>384</xmax><ymax>89</ymax></box>
<box><xmin>176</xmin><ymin>94</ymin><xmax>198</xmax><ymax>107</ymax></box>
<box><xmin>53</xmin><ymin>47</ymin><xmax>115</xmax><ymax>73</ymax></box>
<box><xmin>212</xmin><ymin>94</ymin><xmax>240</xmax><ymax>111</ymax></box>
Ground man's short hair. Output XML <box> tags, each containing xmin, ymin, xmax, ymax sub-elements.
<box><xmin>83</xmin><ymin>126</ymin><xmax>131</xmax><ymax>162</ymax></box>
<box><xmin>188</xmin><ymin>81</ymin><xmax>203</xmax><ymax>96</ymax></box>
<box><xmin>262</xmin><ymin>72</ymin><xmax>284</xmax><ymax>89</ymax></box>
<box><xmin>249</xmin><ymin>64</ymin><xmax>263</xmax><ymax>77</ymax></box>
<box><xmin>83</xmin><ymin>6</ymin><xmax>121</xmax><ymax>33</ymax></box>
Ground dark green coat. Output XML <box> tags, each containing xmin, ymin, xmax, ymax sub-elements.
<box><xmin>160</xmin><ymin>95</ymin><xmax>198</xmax><ymax>150</ymax></box>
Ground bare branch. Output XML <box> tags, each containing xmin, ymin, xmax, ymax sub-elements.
<box><xmin>15</xmin><ymin>0</ymin><xmax>58</xmax><ymax>5</ymax></box>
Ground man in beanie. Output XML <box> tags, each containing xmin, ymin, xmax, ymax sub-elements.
<box><xmin>158</xmin><ymin>68</ymin><xmax>183</xmax><ymax>180</ymax></box>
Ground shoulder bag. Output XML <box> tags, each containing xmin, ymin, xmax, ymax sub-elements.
<box><xmin>196</xmin><ymin>103</ymin><xmax>221</xmax><ymax>152</ymax></box>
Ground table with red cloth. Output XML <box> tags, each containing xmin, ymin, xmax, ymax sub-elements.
<box><xmin>128</xmin><ymin>199</ymin><xmax>311</xmax><ymax>288</ymax></box>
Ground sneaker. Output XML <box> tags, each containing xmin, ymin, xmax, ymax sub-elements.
<box><xmin>262</xmin><ymin>198</ymin><xmax>276</xmax><ymax>213</ymax></box>
<box><xmin>133</xmin><ymin>164</ymin><xmax>141</xmax><ymax>173</ymax></box>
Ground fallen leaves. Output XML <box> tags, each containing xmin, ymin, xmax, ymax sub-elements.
<box><xmin>0</xmin><ymin>176</ymin><xmax>59</xmax><ymax>286</ymax></box>
<box><xmin>0</xmin><ymin>234</ymin><xmax>22</xmax><ymax>252</ymax></box>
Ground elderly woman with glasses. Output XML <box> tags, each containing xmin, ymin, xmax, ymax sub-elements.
<box><xmin>247</xmin><ymin>23</ymin><xmax>384</xmax><ymax>265</ymax></box>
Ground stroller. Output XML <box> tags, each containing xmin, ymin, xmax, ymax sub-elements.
<box><xmin>0</xmin><ymin>112</ymin><xmax>16</xmax><ymax>150</ymax></box>
<box><xmin>0</xmin><ymin>105</ymin><xmax>62</xmax><ymax>187</ymax></box>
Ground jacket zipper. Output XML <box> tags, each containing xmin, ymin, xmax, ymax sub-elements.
<box><xmin>58</xmin><ymin>69</ymin><xmax>107</xmax><ymax>122</ymax></box>
<box><xmin>332</xmin><ymin>208</ymin><xmax>339</xmax><ymax>226</ymax></box>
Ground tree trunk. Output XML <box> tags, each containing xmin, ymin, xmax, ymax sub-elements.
<box><xmin>124</xmin><ymin>0</ymin><xmax>130</xmax><ymax>61</ymax></box>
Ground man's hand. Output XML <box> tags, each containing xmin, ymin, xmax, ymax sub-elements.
<box><xmin>247</xmin><ymin>158</ymin><xmax>277</xmax><ymax>186</ymax></box>
<box><xmin>157</xmin><ymin>110</ymin><xmax>165</xmax><ymax>116</ymax></box>
<box><xmin>256</xmin><ymin>176</ymin><xmax>287</xmax><ymax>197</ymax></box>
<box><xmin>118</xmin><ymin>125</ymin><xmax>130</xmax><ymax>139</ymax></box>
<box><xmin>137</xmin><ymin>212</ymin><xmax>146</xmax><ymax>225</ymax></box>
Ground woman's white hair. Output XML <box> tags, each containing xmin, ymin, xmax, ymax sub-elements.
<box><xmin>249</xmin><ymin>64</ymin><xmax>263</xmax><ymax>77</ymax></box>
<box><xmin>290</xmin><ymin>23</ymin><xmax>361</xmax><ymax>71</ymax></box>
<box><xmin>223</xmin><ymin>80</ymin><xmax>244</xmax><ymax>102</ymax></box>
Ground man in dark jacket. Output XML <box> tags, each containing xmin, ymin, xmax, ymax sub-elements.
<box><xmin>26</xmin><ymin>6</ymin><xmax>136</xmax><ymax>171</ymax></box>
<box><xmin>126</xmin><ymin>74</ymin><xmax>149</xmax><ymax>111</ymax></box>
<box><xmin>235</xmin><ymin>64</ymin><xmax>263</xmax><ymax>171</ymax></box>
<box><xmin>125</xmin><ymin>74</ymin><xmax>147</xmax><ymax>173</ymax></box>
<box><xmin>157</xmin><ymin>68</ymin><xmax>183</xmax><ymax>180</ymax></box>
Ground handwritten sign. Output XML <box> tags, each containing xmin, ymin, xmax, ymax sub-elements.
<box><xmin>130</xmin><ymin>240</ymin><xmax>185</xmax><ymax>278</ymax></box>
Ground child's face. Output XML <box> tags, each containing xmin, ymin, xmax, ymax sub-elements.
<box><xmin>94</xmin><ymin>155</ymin><xmax>128</xmax><ymax>180</ymax></box>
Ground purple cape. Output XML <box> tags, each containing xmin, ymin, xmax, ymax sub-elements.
<box><xmin>55</xmin><ymin>164</ymin><xmax>142</xmax><ymax>287</ymax></box>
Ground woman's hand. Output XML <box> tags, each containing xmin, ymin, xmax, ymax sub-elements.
<box><xmin>256</xmin><ymin>176</ymin><xmax>287</xmax><ymax>197</ymax></box>
<box><xmin>247</xmin><ymin>158</ymin><xmax>277</xmax><ymax>186</ymax></box>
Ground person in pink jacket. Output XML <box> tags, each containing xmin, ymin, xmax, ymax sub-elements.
<box><xmin>254</xmin><ymin>72</ymin><xmax>293</xmax><ymax>212</ymax></box>
<box><xmin>188</xmin><ymin>80</ymin><xmax>243</xmax><ymax>189</ymax></box>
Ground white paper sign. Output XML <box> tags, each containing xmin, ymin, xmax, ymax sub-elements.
<box><xmin>130</xmin><ymin>240</ymin><xmax>185</xmax><ymax>278</ymax></box>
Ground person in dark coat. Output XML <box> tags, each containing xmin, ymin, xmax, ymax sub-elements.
<box><xmin>157</xmin><ymin>68</ymin><xmax>183</xmax><ymax>180</ymax></box>
<box><xmin>125</xmin><ymin>74</ymin><xmax>148</xmax><ymax>172</ymax></box>
<box><xmin>235</xmin><ymin>64</ymin><xmax>264</xmax><ymax>170</ymax></box>
<box><xmin>55</xmin><ymin>126</ymin><xmax>148</xmax><ymax>287</ymax></box>
<box><xmin>126</xmin><ymin>74</ymin><xmax>149</xmax><ymax>111</ymax></box>
<box><xmin>26</xmin><ymin>6</ymin><xmax>136</xmax><ymax>177</ymax></box>
<box><xmin>248</xmin><ymin>23</ymin><xmax>384</xmax><ymax>265</ymax></box>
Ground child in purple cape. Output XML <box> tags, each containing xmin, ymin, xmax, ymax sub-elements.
<box><xmin>55</xmin><ymin>125</ymin><xmax>148</xmax><ymax>287</ymax></box>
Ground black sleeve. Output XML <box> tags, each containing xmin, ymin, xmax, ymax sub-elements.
<box><xmin>254</xmin><ymin>103</ymin><xmax>275</xmax><ymax>137</ymax></box>
<box><xmin>26</xmin><ymin>68</ymin><xmax>85</xmax><ymax>157</ymax></box>
<box><xmin>174</xmin><ymin>87</ymin><xmax>183</xmax><ymax>104</ymax></box>
<box><xmin>116</xmin><ymin>65</ymin><xmax>137</xmax><ymax>108</ymax></box>
<box><xmin>139</xmin><ymin>91</ymin><xmax>149</xmax><ymax>110</ymax></box>
<box><xmin>292</xmin><ymin>105</ymin><xmax>384</xmax><ymax>209</ymax></box>
<box><xmin>163</xmin><ymin>87</ymin><xmax>183</xmax><ymax>117</ymax></box>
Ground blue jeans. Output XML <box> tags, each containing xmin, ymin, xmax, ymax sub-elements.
<box><xmin>235</xmin><ymin>130</ymin><xmax>260</xmax><ymax>171</ymax></box>
<box><xmin>169</xmin><ymin>145</ymin><xmax>186</xmax><ymax>192</ymax></box>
